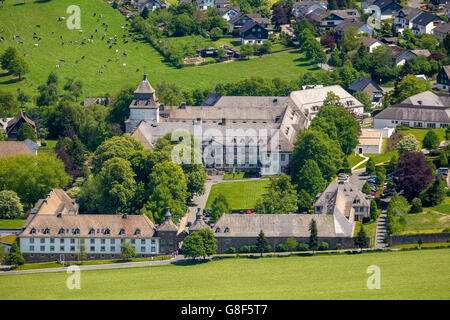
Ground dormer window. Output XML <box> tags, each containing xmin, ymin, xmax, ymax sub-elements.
<box><xmin>30</xmin><ymin>228</ymin><xmax>36</xmax><ymax>234</ymax></box>
<box><xmin>58</xmin><ymin>228</ymin><xmax>65</xmax><ymax>235</ymax></box>
<box><xmin>104</xmin><ymin>229</ymin><xmax>110</xmax><ymax>235</ymax></box>
<box><xmin>43</xmin><ymin>228</ymin><xmax>50</xmax><ymax>234</ymax></box>
<box><xmin>135</xmin><ymin>229</ymin><xmax>141</xmax><ymax>235</ymax></box>
<box><xmin>215</xmin><ymin>228</ymin><xmax>221</xmax><ymax>233</ymax></box>
<box><xmin>89</xmin><ymin>229</ymin><xmax>95</xmax><ymax>235</ymax></box>
<box><xmin>119</xmin><ymin>229</ymin><xmax>125</xmax><ymax>235</ymax></box>
<box><xmin>73</xmin><ymin>228</ymin><xmax>80</xmax><ymax>235</ymax></box>
<box><xmin>224</xmin><ymin>227</ymin><xmax>230</xmax><ymax>233</ymax></box>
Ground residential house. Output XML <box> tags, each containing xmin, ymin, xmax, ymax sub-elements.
<box><xmin>302</xmin><ymin>7</ymin><xmax>329</xmax><ymax>28</ymax></box>
<box><xmin>433</xmin><ymin>22</ymin><xmax>450</xmax><ymax>41</ymax></box>
<box><xmin>389</xmin><ymin>46</ymin><xmax>416</xmax><ymax>66</ymax></box>
<box><xmin>0</xmin><ymin>140</ymin><xmax>38</xmax><ymax>157</ymax></box>
<box><xmin>437</xmin><ymin>65</ymin><xmax>450</xmax><ymax>93</ymax></box>
<box><xmin>217</xmin><ymin>6</ymin><xmax>240</xmax><ymax>21</ymax></box>
<box><xmin>137</xmin><ymin>0</ymin><xmax>169</xmax><ymax>12</ymax></box>
<box><xmin>393</xmin><ymin>6</ymin><xmax>422</xmax><ymax>34</ymax></box>
<box><xmin>430</xmin><ymin>0</ymin><xmax>448</xmax><ymax>7</ymax></box>
<box><xmin>410</xmin><ymin>11</ymin><xmax>443</xmax><ymax>35</ymax></box>
<box><xmin>228</xmin><ymin>13</ymin><xmax>270</xmax><ymax>31</ymax></box>
<box><xmin>214</xmin><ymin>0</ymin><xmax>229</xmax><ymax>8</ymax></box>
<box><xmin>320</xmin><ymin>9</ymin><xmax>360</xmax><ymax>30</ymax></box>
<box><xmin>362</xmin><ymin>37</ymin><xmax>384</xmax><ymax>53</ymax></box>
<box><xmin>5</xmin><ymin>111</ymin><xmax>37</xmax><ymax>141</ymax></box>
<box><xmin>292</xmin><ymin>1</ymin><xmax>327</xmax><ymax>19</ymax></box>
<box><xmin>0</xmin><ymin>117</ymin><xmax>12</xmax><ymax>135</ymax></box>
<box><xmin>373</xmin><ymin>91</ymin><xmax>450</xmax><ymax>129</ymax></box>
<box><xmin>334</xmin><ymin>19</ymin><xmax>373</xmax><ymax>41</ymax></box>
<box><xmin>370</xmin><ymin>0</ymin><xmax>402</xmax><ymax>20</ymax></box>
<box><xmin>446</xmin><ymin>2</ymin><xmax>450</xmax><ymax>19</ymax></box>
<box><xmin>83</xmin><ymin>97</ymin><xmax>108</xmax><ymax>106</ymax></box>
<box><xmin>314</xmin><ymin>181</ymin><xmax>371</xmax><ymax>222</ymax></box>
<box><xmin>239</xmin><ymin>20</ymin><xmax>269</xmax><ymax>44</ymax></box>
<box><xmin>348</xmin><ymin>76</ymin><xmax>383</xmax><ymax>106</ymax></box>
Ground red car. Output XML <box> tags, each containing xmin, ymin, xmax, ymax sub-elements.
<box><xmin>246</xmin><ymin>210</ymin><xmax>252</xmax><ymax>214</ymax></box>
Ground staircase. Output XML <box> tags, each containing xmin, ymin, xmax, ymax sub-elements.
<box><xmin>375</xmin><ymin>210</ymin><xmax>388</xmax><ymax>249</ymax></box>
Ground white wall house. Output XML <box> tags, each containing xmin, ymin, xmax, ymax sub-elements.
<box><xmin>410</xmin><ymin>11</ymin><xmax>443</xmax><ymax>35</ymax></box>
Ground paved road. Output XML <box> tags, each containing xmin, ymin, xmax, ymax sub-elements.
<box><xmin>0</xmin><ymin>255</ymin><xmax>187</xmax><ymax>275</ymax></box>
<box><xmin>349</xmin><ymin>168</ymin><xmax>370</xmax><ymax>190</ymax></box>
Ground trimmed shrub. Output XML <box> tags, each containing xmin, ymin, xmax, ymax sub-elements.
<box><xmin>318</xmin><ymin>241</ymin><xmax>329</xmax><ymax>251</ymax></box>
<box><xmin>410</xmin><ymin>198</ymin><xmax>422</xmax><ymax>213</ymax></box>
<box><xmin>297</xmin><ymin>243</ymin><xmax>309</xmax><ymax>251</ymax></box>
<box><xmin>276</xmin><ymin>243</ymin><xmax>288</xmax><ymax>252</ymax></box>
<box><xmin>228</xmin><ymin>247</ymin><xmax>236</xmax><ymax>254</ymax></box>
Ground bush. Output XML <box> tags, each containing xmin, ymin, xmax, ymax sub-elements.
<box><xmin>335</xmin><ymin>243</ymin><xmax>342</xmax><ymax>250</ymax></box>
<box><xmin>228</xmin><ymin>247</ymin><xmax>236</xmax><ymax>254</ymax></box>
<box><xmin>442</xmin><ymin>227</ymin><xmax>450</xmax><ymax>233</ymax></box>
<box><xmin>297</xmin><ymin>243</ymin><xmax>309</xmax><ymax>251</ymax></box>
<box><xmin>318</xmin><ymin>241</ymin><xmax>329</xmax><ymax>251</ymax></box>
<box><xmin>410</xmin><ymin>198</ymin><xmax>422</xmax><ymax>213</ymax></box>
<box><xmin>276</xmin><ymin>243</ymin><xmax>288</xmax><ymax>252</ymax></box>
<box><xmin>239</xmin><ymin>245</ymin><xmax>251</xmax><ymax>253</ymax></box>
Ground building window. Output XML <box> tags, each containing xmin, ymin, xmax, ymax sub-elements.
<box><xmin>135</xmin><ymin>229</ymin><xmax>141</xmax><ymax>235</ymax></box>
<box><xmin>90</xmin><ymin>246</ymin><xmax>95</xmax><ymax>252</ymax></box>
<box><xmin>70</xmin><ymin>246</ymin><xmax>75</xmax><ymax>252</ymax></box>
<box><xmin>215</xmin><ymin>228</ymin><xmax>221</xmax><ymax>233</ymax></box>
<box><xmin>101</xmin><ymin>239</ymin><xmax>105</xmax><ymax>244</ymax></box>
<box><xmin>70</xmin><ymin>239</ymin><xmax>75</xmax><ymax>244</ymax></box>
<box><xmin>30</xmin><ymin>238</ymin><xmax>34</xmax><ymax>243</ymax></box>
<box><xmin>50</xmin><ymin>246</ymin><xmax>55</xmax><ymax>252</ymax></box>
<box><xmin>151</xmin><ymin>247</ymin><xmax>156</xmax><ymax>253</ymax></box>
<box><xmin>119</xmin><ymin>229</ymin><xmax>125</xmax><ymax>235</ymax></box>
<box><xmin>58</xmin><ymin>228</ymin><xmax>65</xmax><ymax>234</ymax></box>
<box><xmin>89</xmin><ymin>229</ymin><xmax>95</xmax><ymax>235</ymax></box>
<box><xmin>141</xmin><ymin>239</ymin><xmax>146</xmax><ymax>244</ymax></box>
<box><xmin>131</xmin><ymin>239</ymin><xmax>135</xmax><ymax>244</ymax></box>
<box><xmin>60</xmin><ymin>246</ymin><xmax>64</xmax><ymax>251</ymax></box>
<box><xmin>101</xmin><ymin>246</ymin><xmax>105</xmax><ymax>252</ymax></box>
<box><xmin>40</xmin><ymin>246</ymin><xmax>45</xmax><ymax>251</ymax></box>
<box><xmin>50</xmin><ymin>238</ymin><xmax>55</xmax><ymax>243</ymax></box>
<box><xmin>60</xmin><ymin>239</ymin><xmax>64</xmax><ymax>244</ymax></box>
<box><xmin>151</xmin><ymin>239</ymin><xmax>155</xmax><ymax>244</ymax></box>
<box><xmin>104</xmin><ymin>229</ymin><xmax>110</xmax><ymax>235</ymax></box>
<box><xmin>73</xmin><ymin>228</ymin><xmax>80</xmax><ymax>235</ymax></box>
<box><xmin>90</xmin><ymin>239</ymin><xmax>95</xmax><ymax>244</ymax></box>
<box><xmin>29</xmin><ymin>245</ymin><xmax>34</xmax><ymax>251</ymax></box>
<box><xmin>43</xmin><ymin>228</ymin><xmax>50</xmax><ymax>234</ymax></box>
<box><xmin>111</xmin><ymin>246</ymin><xmax>115</xmax><ymax>252</ymax></box>
<box><xmin>30</xmin><ymin>228</ymin><xmax>36</xmax><ymax>234</ymax></box>
<box><xmin>224</xmin><ymin>227</ymin><xmax>230</xmax><ymax>233</ymax></box>
<box><xmin>141</xmin><ymin>247</ymin><xmax>145</xmax><ymax>252</ymax></box>
<box><xmin>40</xmin><ymin>238</ymin><xmax>45</xmax><ymax>243</ymax></box>
<box><xmin>111</xmin><ymin>239</ymin><xmax>115</xmax><ymax>244</ymax></box>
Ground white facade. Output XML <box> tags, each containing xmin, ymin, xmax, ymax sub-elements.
<box><xmin>374</xmin><ymin>118</ymin><xmax>449</xmax><ymax>129</ymax></box>
<box><xmin>20</xmin><ymin>237</ymin><xmax>159</xmax><ymax>256</ymax></box>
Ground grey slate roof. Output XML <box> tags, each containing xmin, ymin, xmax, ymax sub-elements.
<box><xmin>189</xmin><ymin>209</ymin><xmax>210</xmax><ymax>232</ymax></box>
<box><xmin>212</xmin><ymin>96</ymin><xmax>289</xmax><ymax>108</ymax></box>
<box><xmin>411</xmin><ymin>11</ymin><xmax>441</xmax><ymax>26</ymax></box>
<box><xmin>212</xmin><ymin>214</ymin><xmax>339</xmax><ymax>237</ymax></box>
<box><xmin>334</xmin><ymin>18</ymin><xmax>365</xmax><ymax>31</ymax></box>
<box><xmin>348</xmin><ymin>76</ymin><xmax>382</xmax><ymax>93</ymax></box>
<box><xmin>200</xmin><ymin>93</ymin><xmax>221</xmax><ymax>106</ymax></box>
<box><xmin>156</xmin><ymin>208</ymin><xmax>179</xmax><ymax>232</ymax></box>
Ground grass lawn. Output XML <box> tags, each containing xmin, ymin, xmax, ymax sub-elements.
<box><xmin>1</xmin><ymin>249</ymin><xmax>449</xmax><ymax>299</ymax></box>
<box><xmin>37</xmin><ymin>139</ymin><xmax>57</xmax><ymax>153</ymax></box>
<box><xmin>13</xmin><ymin>255</ymin><xmax>171</xmax><ymax>271</ymax></box>
<box><xmin>0</xmin><ymin>0</ymin><xmax>319</xmax><ymax>98</ymax></box>
<box><xmin>390</xmin><ymin>242</ymin><xmax>450</xmax><ymax>249</ymax></box>
<box><xmin>0</xmin><ymin>234</ymin><xmax>17</xmax><ymax>244</ymax></box>
<box><xmin>205</xmin><ymin>180</ymin><xmax>270</xmax><ymax>210</ymax></box>
<box><xmin>399</xmin><ymin>197</ymin><xmax>450</xmax><ymax>234</ymax></box>
<box><xmin>398</xmin><ymin>127</ymin><xmax>446</xmax><ymax>144</ymax></box>
<box><xmin>0</xmin><ymin>219</ymin><xmax>25</xmax><ymax>229</ymax></box>
<box><xmin>348</xmin><ymin>154</ymin><xmax>365</xmax><ymax>168</ymax></box>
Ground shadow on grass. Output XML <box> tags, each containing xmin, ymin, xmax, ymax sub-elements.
<box><xmin>0</xmin><ymin>78</ymin><xmax>21</xmax><ymax>85</ymax></box>
<box><xmin>13</xmin><ymin>2</ymin><xmax>25</xmax><ymax>6</ymax></box>
<box><xmin>172</xmin><ymin>259</ymin><xmax>210</xmax><ymax>266</ymax></box>
<box><xmin>34</xmin><ymin>0</ymin><xmax>51</xmax><ymax>3</ymax></box>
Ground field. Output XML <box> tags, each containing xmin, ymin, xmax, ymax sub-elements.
<box><xmin>0</xmin><ymin>219</ymin><xmax>25</xmax><ymax>228</ymax></box>
<box><xmin>205</xmin><ymin>180</ymin><xmax>270</xmax><ymax>210</ymax></box>
<box><xmin>399</xmin><ymin>196</ymin><xmax>450</xmax><ymax>234</ymax></box>
<box><xmin>0</xmin><ymin>0</ymin><xmax>319</xmax><ymax>98</ymax></box>
<box><xmin>1</xmin><ymin>249</ymin><xmax>449</xmax><ymax>299</ymax></box>
<box><xmin>398</xmin><ymin>127</ymin><xmax>446</xmax><ymax>144</ymax></box>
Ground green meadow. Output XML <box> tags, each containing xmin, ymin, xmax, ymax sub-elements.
<box><xmin>205</xmin><ymin>180</ymin><xmax>270</xmax><ymax>210</ymax></box>
<box><xmin>0</xmin><ymin>0</ymin><xmax>318</xmax><ymax>98</ymax></box>
<box><xmin>0</xmin><ymin>249</ymin><xmax>449</xmax><ymax>299</ymax></box>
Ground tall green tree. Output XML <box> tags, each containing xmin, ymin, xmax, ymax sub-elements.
<box><xmin>398</xmin><ymin>134</ymin><xmax>421</xmax><ymax>155</ymax></box>
<box><xmin>120</xmin><ymin>241</ymin><xmax>136</xmax><ymax>260</ymax></box>
<box><xmin>422</xmin><ymin>130</ymin><xmax>440</xmax><ymax>151</ymax></box>
<box><xmin>7</xmin><ymin>242</ymin><xmax>24</xmax><ymax>266</ymax></box>
<box><xmin>255</xmin><ymin>174</ymin><xmax>298</xmax><ymax>214</ymax></box>
<box><xmin>419</xmin><ymin>176</ymin><xmax>446</xmax><ymax>207</ymax></box>
<box><xmin>107</xmin><ymin>87</ymin><xmax>134</xmax><ymax>130</ymax></box>
<box><xmin>0</xmin><ymin>47</ymin><xmax>18</xmax><ymax>70</ymax></box>
<box><xmin>255</xmin><ymin>230</ymin><xmax>271</xmax><ymax>256</ymax></box>
<box><xmin>8</xmin><ymin>55</ymin><xmax>30</xmax><ymax>80</ymax></box>
<box><xmin>16</xmin><ymin>123</ymin><xmax>37</xmax><ymax>142</ymax></box>
<box><xmin>309</xmin><ymin>219</ymin><xmax>319</xmax><ymax>253</ymax></box>
<box><xmin>0</xmin><ymin>190</ymin><xmax>23</xmax><ymax>219</ymax></box>
<box><xmin>295</xmin><ymin>159</ymin><xmax>327</xmax><ymax>198</ymax></box>
<box><xmin>354</xmin><ymin>225</ymin><xmax>368</xmax><ymax>251</ymax></box>
<box><xmin>291</xmin><ymin>129</ymin><xmax>344</xmax><ymax>182</ymax></box>
<box><xmin>210</xmin><ymin>194</ymin><xmax>229</xmax><ymax>223</ymax></box>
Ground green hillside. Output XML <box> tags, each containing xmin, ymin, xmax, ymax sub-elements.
<box><xmin>0</xmin><ymin>0</ymin><xmax>318</xmax><ymax>98</ymax></box>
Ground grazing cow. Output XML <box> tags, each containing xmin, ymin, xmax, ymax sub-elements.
<box><xmin>75</xmin><ymin>60</ymin><xmax>78</xmax><ymax>64</ymax></box>
<box><xmin>34</xmin><ymin>43</ymin><xmax>38</xmax><ymax>47</ymax></box>
<box><xmin>60</xmin><ymin>59</ymin><xmax>65</xmax><ymax>62</ymax></box>
<box><xmin>55</xmin><ymin>65</ymin><xmax>60</xmax><ymax>68</ymax></box>
<box><xmin>82</xmin><ymin>56</ymin><xmax>85</xmax><ymax>59</ymax></box>
<box><xmin>115</xmin><ymin>49</ymin><xmax>119</xmax><ymax>53</ymax></box>
<box><xmin>122</xmin><ymin>63</ymin><xmax>126</xmax><ymax>67</ymax></box>
<box><xmin>36</xmin><ymin>25</ymin><xmax>40</xmax><ymax>28</ymax></box>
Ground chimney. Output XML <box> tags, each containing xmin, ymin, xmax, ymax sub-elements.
<box><xmin>164</xmin><ymin>207</ymin><xmax>171</xmax><ymax>220</ymax></box>
<box><xmin>143</xmin><ymin>73</ymin><xmax>147</xmax><ymax>81</ymax></box>
<box><xmin>159</xmin><ymin>103</ymin><xmax>165</xmax><ymax>111</ymax></box>
<box><xmin>222</xmin><ymin>117</ymin><xmax>226</xmax><ymax>125</ymax></box>
<box><xmin>196</xmin><ymin>208</ymin><xmax>202</xmax><ymax>221</ymax></box>
<box><xmin>180</xmin><ymin>102</ymin><xmax>186</xmax><ymax>109</ymax></box>
<box><xmin>122</xmin><ymin>213</ymin><xmax>128</xmax><ymax>219</ymax></box>
<box><xmin>417</xmin><ymin>100</ymin><xmax>422</xmax><ymax>105</ymax></box>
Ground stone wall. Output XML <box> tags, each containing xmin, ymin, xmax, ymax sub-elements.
<box><xmin>389</xmin><ymin>233</ymin><xmax>450</xmax><ymax>246</ymax></box>
<box><xmin>22</xmin><ymin>252</ymin><xmax>156</xmax><ymax>263</ymax></box>
<box><xmin>215</xmin><ymin>236</ymin><xmax>368</xmax><ymax>254</ymax></box>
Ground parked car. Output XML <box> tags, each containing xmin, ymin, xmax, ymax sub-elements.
<box><xmin>246</xmin><ymin>210</ymin><xmax>253</xmax><ymax>214</ymax></box>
